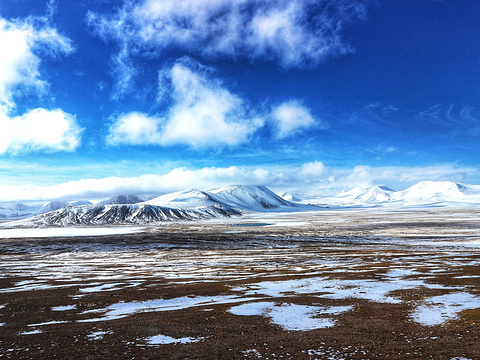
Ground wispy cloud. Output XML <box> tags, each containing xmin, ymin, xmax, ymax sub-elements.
<box><xmin>418</xmin><ymin>104</ymin><xmax>480</xmax><ymax>131</ymax></box>
<box><xmin>0</xmin><ymin>108</ymin><xmax>83</xmax><ymax>154</ymax></box>
<box><xmin>88</xmin><ymin>0</ymin><xmax>370</xmax><ymax>96</ymax></box>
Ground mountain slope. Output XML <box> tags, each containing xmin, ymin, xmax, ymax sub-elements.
<box><xmin>209</xmin><ymin>185</ymin><xmax>295</xmax><ymax>211</ymax></box>
<box><xmin>145</xmin><ymin>189</ymin><xmax>235</xmax><ymax>212</ymax></box>
<box><xmin>16</xmin><ymin>203</ymin><xmax>241</xmax><ymax>227</ymax></box>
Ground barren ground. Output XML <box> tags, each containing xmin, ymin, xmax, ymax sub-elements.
<box><xmin>1</xmin><ymin>208</ymin><xmax>480</xmax><ymax>359</ymax></box>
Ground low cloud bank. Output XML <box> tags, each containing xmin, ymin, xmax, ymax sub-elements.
<box><xmin>0</xmin><ymin>163</ymin><xmax>477</xmax><ymax>202</ymax></box>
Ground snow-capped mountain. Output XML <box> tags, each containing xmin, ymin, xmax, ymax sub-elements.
<box><xmin>390</xmin><ymin>181</ymin><xmax>470</xmax><ymax>203</ymax></box>
<box><xmin>0</xmin><ymin>201</ymin><xmax>71</xmax><ymax>220</ymax></box>
<box><xmin>145</xmin><ymin>189</ymin><xmax>234</xmax><ymax>212</ymax></box>
<box><xmin>70</xmin><ymin>200</ymin><xmax>93</xmax><ymax>206</ymax></box>
<box><xmin>278</xmin><ymin>192</ymin><xmax>302</xmax><ymax>202</ymax></box>
<box><xmin>210</xmin><ymin>185</ymin><xmax>295</xmax><ymax>211</ymax></box>
<box><xmin>7</xmin><ymin>185</ymin><xmax>298</xmax><ymax>227</ymax></box>
<box><xmin>323</xmin><ymin>181</ymin><xmax>480</xmax><ymax>207</ymax></box>
<box><xmin>33</xmin><ymin>201</ymin><xmax>70</xmax><ymax>215</ymax></box>
<box><xmin>15</xmin><ymin>203</ymin><xmax>241</xmax><ymax>227</ymax></box>
<box><xmin>4</xmin><ymin>182</ymin><xmax>480</xmax><ymax>227</ymax></box>
<box><xmin>336</xmin><ymin>185</ymin><xmax>395</xmax><ymax>204</ymax></box>
<box><xmin>98</xmin><ymin>195</ymin><xmax>143</xmax><ymax>205</ymax></box>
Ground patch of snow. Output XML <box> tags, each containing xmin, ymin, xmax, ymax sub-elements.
<box><xmin>229</xmin><ymin>302</ymin><xmax>352</xmax><ymax>330</ymax></box>
<box><xmin>51</xmin><ymin>305</ymin><xmax>76</xmax><ymax>311</ymax></box>
<box><xmin>87</xmin><ymin>331</ymin><xmax>108</xmax><ymax>340</ymax></box>
<box><xmin>28</xmin><ymin>320</ymin><xmax>68</xmax><ymax>327</ymax></box>
<box><xmin>411</xmin><ymin>292</ymin><xmax>480</xmax><ymax>326</ymax></box>
<box><xmin>144</xmin><ymin>334</ymin><xmax>203</xmax><ymax>345</ymax></box>
<box><xmin>20</xmin><ymin>329</ymin><xmax>42</xmax><ymax>335</ymax></box>
<box><xmin>234</xmin><ymin>277</ymin><xmax>447</xmax><ymax>304</ymax></box>
<box><xmin>0</xmin><ymin>227</ymin><xmax>145</xmax><ymax>238</ymax></box>
<box><xmin>79</xmin><ymin>283</ymin><xmax>124</xmax><ymax>293</ymax></box>
<box><xmin>79</xmin><ymin>295</ymin><xmax>258</xmax><ymax>322</ymax></box>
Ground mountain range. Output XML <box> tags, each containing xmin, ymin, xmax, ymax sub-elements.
<box><xmin>6</xmin><ymin>185</ymin><xmax>299</xmax><ymax>227</ymax></box>
<box><xmin>2</xmin><ymin>181</ymin><xmax>480</xmax><ymax>227</ymax></box>
<box><xmin>307</xmin><ymin>181</ymin><xmax>480</xmax><ymax>207</ymax></box>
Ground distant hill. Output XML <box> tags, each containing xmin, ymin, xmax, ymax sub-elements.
<box><xmin>98</xmin><ymin>195</ymin><xmax>144</xmax><ymax>205</ymax></box>
<box><xmin>324</xmin><ymin>181</ymin><xmax>480</xmax><ymax>207</ymax></box>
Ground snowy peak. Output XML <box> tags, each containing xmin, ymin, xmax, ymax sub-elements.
<box><xmin>145</xmin><ymin>189</ymin><xmax>232</xmax><ymax>211</ymax></box>
<box><xmin>33</xmin><ymin>201</ymin><xmax>70</xmax><ymax>215</ymax></box>
<box><xmin>394</xmin><ymin>181</ymin><xmax>467</xmax><ymax>202</ymax></box>
<box><xmin>98</xmin><ymin>195</ymin><xmax>143</xmax><ymax>205</ymax></box>
<box><xmin>70</xmin><ymin>200</ymin><xmax>92</xmax><ymax>206</ymax></box>
<box><xmin>336</xmin><ymin>185</ymin><xmax>395</xmax><ymax>204</ymax></box>
<box><xmin>329</xmin><ymin>181</ymin><xmax>480</xmax><ymax>207</ymax></box>
<box><xmin>278</xmin><ymin>192</ymin><xmax>302</xmax><ymax>202</ymax></box>
<box><xmin>210</xmin><ymin>185</ymin><xmax>294</xmax><ymax>211</ymax></box>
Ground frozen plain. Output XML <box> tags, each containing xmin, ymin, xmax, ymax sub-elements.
<box><xmin>1</xmin><ymin>207</ymin><xmax>480</xmax><ymax>359</ymax></box>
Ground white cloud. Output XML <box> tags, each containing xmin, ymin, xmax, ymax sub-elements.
<box><xmin>0</xmin><ymin>15</ymin><xmax>80</xmax><ymax>155</ymax></box>
<box><xmin>107</xmin><ymin>112</ymin><xmax>162</xmax><ymax>145</ymax></box>
<box><xmin>300</xmin><ymin>161</ymin><xmax>327</xmax><ymax>178</ymax></box>
<box><xmin>108</xmin><ymin>60</ymin><xmax>262</xmax><ymax>147</ymax></box>
<box><xmin>0</xmin><ymin>108</ymin><xmax>83</xmax><ymax>154</ymax></box>
<box><xmin>1</xmin><ymin>162</ymin><xmax>478</xmax><ymax>202</ymax></box>
<box><xmin>88</xmin><ymin>0</ymin><xmax>369</xmax><ymax>95</ymax></box>
<box><xmin>0</xmin><ymin>15</ymin><xmax>74</xmax><ymax>108</ymax></box>
<box><xmin>271</xmin><ymin>101</ymin><xmax>320</xmax><ymax>138</ymax></box>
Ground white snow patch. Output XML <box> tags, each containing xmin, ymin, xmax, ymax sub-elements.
<box><xmin>79</xmin><ymin>295</ymin><xmax>258</xmax><ymax>322</ymax></box>
<box><xmin>144</xmin><ymin>334</ymin><xmax>203</xmax><ymax>345</ymax></box>
<box><xmin>87</xmin><ymin>331</ymin><xmax>108</xmax><ymax>340</ymax></box>
<box><xmin>411</xmin><ymin>292</ymin><xmax>480</xmax><ymax>326</ymax></box>
<box><xmin>0</xmin><ymin>227</ymin><xmax>145</xmax><ymax>238</ymax></box>
<box><xmin>21</xmin><ymin>329</ymin><xmax>42</xmax><ymax>335</ymax></box>
<box><xmin>229</xmin><ymin>301</ymin><xmax>352</xmax><ymax>330</ymax></box>
<box><xmin>234</xmin><ymin>277</ymin><xmax>447</xmax><ymax>304</ymax></box>
<box><xmin>28</xmin><ymin>320</ymin><xmax>68</xmax><ymax>327</ymax></box>
<box><xmin>51</xmin><ymin>305</ymin><xmax>76</xmax><ymax>311</ymax></box>
<box><xmin>79</xmin><ymin>283</ymin><xmax>124</xmax><ymax>293</ymax></box>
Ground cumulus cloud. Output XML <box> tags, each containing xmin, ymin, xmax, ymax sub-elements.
<box><xmin>0</xmin><ymin>15</ymin><xmax>74</xmax><ymax>109</ymax></box>
<box><xmin>88</xmin><ymin>0</ymin><xmax>370</xmax><ymax>95</ymax></box>
<box><xmin>271</xmin><ymin>101</ymin><xmax>320</xmax><ymax>138</ymax></box>
<box><xmin>108</xmin><ymin>59</ymin><xmax>262</xmax><ymax>147</ymax></box>
<box><xmin>0</xmin><ymin>14</ymin><xmax>80</xmax><ymax>155</ymax></box>
<box><xmin>0</xmin><ymin>108</ymin><xmax>83</xmax><ymax>154</ymax></box>
<box><xmin>1</xmin><ymin>162</ymin><xmax>478</xmax><ymax>202</ymax></box>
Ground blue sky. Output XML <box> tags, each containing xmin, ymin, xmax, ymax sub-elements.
<box><xmin>1</xmin><ymin>0</ymin><xmax>480</xmax><ymax>201</ymax></box>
